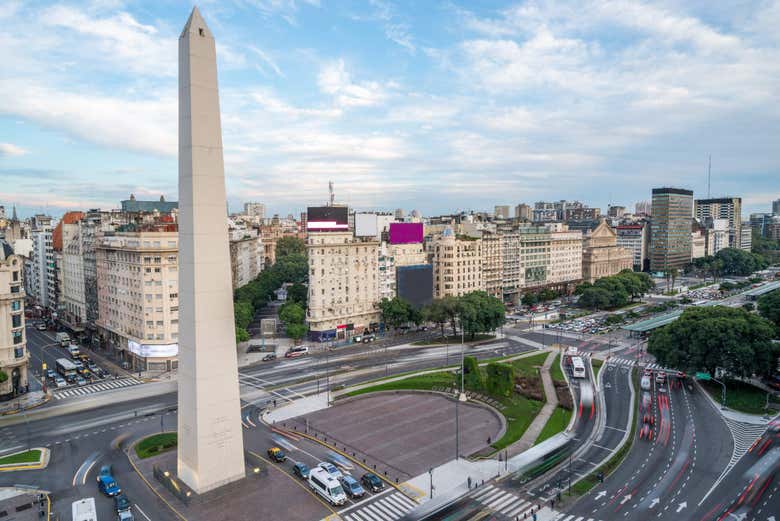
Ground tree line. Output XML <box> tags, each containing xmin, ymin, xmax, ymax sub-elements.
<box><xmin>575</xmin><ymin>270</ymin><xmax>654</xmax><ymax>310</ymax></box>
<box><xmin>378</xmin><ymin>291</ymin><xmax>507</xmax><ymax>340</ymax></box>
<box><xmin>687</xmin><ymin>247</ymin><xmax>769</xmax><ymax>281</ymax></box>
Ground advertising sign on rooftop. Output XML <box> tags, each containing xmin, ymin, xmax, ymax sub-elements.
<box><xmin>389</xmin><ymin>222</ymin><xmax>423</xmax><ymax>244</ymax></box>
<box><xmin>355</xmin><ymin>213</ymin><xmax>378</xmax><ymax>237</ymax></box>
<box><xmin>307</xmin><ymin>206</ymin><xmax>349</xmax><ymax>232</ymax></box>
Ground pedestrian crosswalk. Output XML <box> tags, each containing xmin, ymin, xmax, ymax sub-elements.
<box><xmin>340</xmin><ymin>491</ymin><xmax>417</xmax><ymax>521</ymax></box>
<box><xmin>607</xmin><ymin>357</ymin><xmax>665</xmax><ymax>371</ymax></box>
<box><xmin>52</xmin><ymin>377</ymin><xmax>141</xmax><ymax>400</ymax></box>
<box><xmin>551</xmin><ymin>515</ymin><xmax>605</xmax><ymax>521</ymax></box>
<box><xmin>471</xmin><ymin>484</ymin><xmax>547</xmax><ymax>519</ymax></box>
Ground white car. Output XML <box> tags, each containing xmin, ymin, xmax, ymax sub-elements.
<box><xmin>54</xmin><ymin>377</ymin><xmax>67</xmax><ymax>388</ymax></box>
<box><xmin>318</xmin><ymin>462</ymin><xmax>343</xmax><ymax>480</ymax></box>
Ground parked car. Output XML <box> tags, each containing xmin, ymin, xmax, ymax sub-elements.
<box><xmin>97</xmin><ymin>465</ymin><xmax>121</xmax><ymax>497</ymax></box>
<box><xmin>262</xmin><ymin>353</ymin><xmax>277</xmax><ymax>362</ymax></box>
<box><xmin>318</xmin><ymin>462</ymin><xmax>343</xmax><ymax>480</ymax></box>
<box><xmin>361</xmin><ymin>472</ymin><xmax>384</xmax><ymax>493</ymax></box>
<box><xmin>293</xmin><ymin>462</ymin><xmax>310</xmax><ymax>479</ymax></box>
<box><xmin>267</xmin><ymin>447</ymin><xmax>286</xmax><ymax>463</ymax></box>
<box><xmin>340</xmin><ymin>475</ymin><xmax>365</xmax><ymax>499</ymax></box>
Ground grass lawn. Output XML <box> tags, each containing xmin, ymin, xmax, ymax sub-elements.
<box><xmin>591</xmin><ymin>359</ymin><xmax>603</xmax><ymax>381</ymax></box>
<box><xmin>345</xmin><ymin>372</ymin><xmax>457</xmax><ymax>397</ymax></box>
<box><xmin>0</xmin><ymin>449</ymin><xmax>41</xmax><ymax>466</ymax></box>
<box><xmin>413</xmin><ymin>334</ymin><xmax>495</xmax><ymax>346</ymax></box>
<box><xmin>491</xmin><ymin>395</ymin><xmax>543</xmax><ymax>451</ymax></box>
<box><xmin>510</xmin><ymin>352</ymin><xmax>549</xmax><ymax>379</ymax></box>
<box><xmin>534</xmin><ymin>406</ymin><xmax>573</xmax><ymax>445</ymax></box>
<box><xmin>701</xmin><ymin>378</ymin><xmax>778</xmax><ymax>415</ymax></box>
<box><xmin>550</xmin><ymin>354</ymin><xmax>565</xmax><ymax>384</ymax></box>
<box><xmin>135</xmin><ymin>433</ymin><xmax>178</xmax><ymax>459</ymax></box>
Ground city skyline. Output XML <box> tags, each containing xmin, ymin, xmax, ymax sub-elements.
<box><xmin>1</xmin><ymin>1</ymin><xmax>779</xmax><ymax>218</ymax></box>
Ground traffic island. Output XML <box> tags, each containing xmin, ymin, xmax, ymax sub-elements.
<box><xmin>0</xmin><ymin>448</ymin><xmax>50</xmax><ymax>472</ymax></box>
<box><xmin>126</xmin><ymin>434</ymin><xmax>331</xmax><ymax>521</ymax></box>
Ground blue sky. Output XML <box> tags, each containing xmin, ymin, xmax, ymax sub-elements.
<box><xmin>1</xmin><ymin>0</ymin><xmax>778</xmax><ymax>219</ymax></box>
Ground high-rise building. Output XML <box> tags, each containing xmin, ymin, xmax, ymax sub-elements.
<box><xmin>0</xmin><ymin>240</ymin><xmax>28</xmax><ymax>400</ymax></box>
<box><xmin>694</xmin><ymin>197</ymin><xmax>743</xmax><ymax>249</ymax></box>
<box><xmin>494</xmin><ymin>205</ymin><xmax>511</xmax><ymax>219</ymax></box>
<box><xmin>431</xmin><ymin>227</ymin><xmax>483</xmax><ymax>298</ymax></box>
<box><xmin>635</xmin><ymin>201</ymin><xmax>652</xmax><ymax>216</ymax></box>
<box><xmin>25</xmin><ymin>216</ymin><xmax>53</xmax><ymax>309</ymax></box>
<box><xmin>772</xmin><ymin>199</ymin><xmax>780</xmax><ymax>216</ymax></box>
<box><xmin>394</xmin><ymin>208</ymin><xmax>405</xmax><ymax>220</ymax></box>
<box><xmin>514</xmin><ymin>204</ymin><xmax>532</xmax><ymax>221</ymax></box>
<box><xmin>608</xmin><ymin>206</ymin><xmax>626</xmax><ymax>218</ymax></box>
<box><xmin>243</xmin><ymin>202</ymin><xmax>265</xmax><ymax>220</ymax></box>
<box><xmin>650</xmin><ymin>188</ymin><xmax>694</xmax><ymax>272</ymax></box>
<box><xmin>306</xmin><ymin>232</ymin><xmax>380</xmax><ymax>341</ymax></box>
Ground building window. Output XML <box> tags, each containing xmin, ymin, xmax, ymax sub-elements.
<box><xmin>12</xmin><ymin>314</ymin><xmax>22</xmax><ymax>328</ymax></box>
<box><xmin>14</xmin><ymin>347</ymin><xmax>24</xmax><ymax>359</ymax></box>
<box><xmin>12</xmin><ymin>331</ymin><xmax>23</xmax><ymax>345</ymax></box>
<box><xmin>11</xmin><ymin>300</ymin><xmax>21</xmax><ymax>311</ymax></box>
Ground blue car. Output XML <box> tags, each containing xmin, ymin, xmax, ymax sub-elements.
<box><xmin>293</xmin><ymin>462</ymin><xmax>310</xmax><ymax>479</ymax></box>
<box><xmin>340</xmin><ymin>475</ymin><xmax>365</xmax><ymax>499</ymax></box>
<box><xmin>97</xmin><ymin>465</ymin><xmax>121</xmax><ymax>497</ymax></box>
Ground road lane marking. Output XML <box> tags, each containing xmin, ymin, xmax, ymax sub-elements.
<box><xmin>134</xmin><ymin>505</ymin><xmax>152</xmax><ymax>521</ymax></box>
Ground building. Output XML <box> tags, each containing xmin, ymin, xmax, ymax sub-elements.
<box><xmin>500</xmin><ymin>231</ymin><xmax>522</xmax><ymax>301</ymax></box>
<box><xmin>650</xmin><ymin>188</ymin><xmax>693</xmax><ymax>272</ymax></box>
<box><xmin>378</xmin><ymin>244</ymin><xmax>396</xmax><ymax>301</ymax></box>
<box><xmin>96</xmin><ymin>228</ymin><xmax>180</xmax><ymax>371</ymax></box>
<box><xmin>580</xmin><ymin>220</ymin><xmax>633</xmax><ymax>283</ymax></box>
<box><xmin>394</xmin><ymin>208</ymin><xmax>405</xmax><ymax>220</ymax></box>
<box><xmin>740</xmin><ymin>224</ymin><xmax>752</xmax><ymax>252</ymax></box>
<box><xmin>694</xmin><ymin>197</ymin><xmax>743</xmax><ymax>249</ymax></box>
<box><xmin>25</xmin><ymin>216</ymin><xmax>53</xmax><ymax>310</ymax></box>
<box><xmin>306</xmin><ymin>232</ymin><xmax>380</xmax><ymax>341</ymax></box>
<box><xmin>773</xmin><ymin>199</ymin><xmax>780</xmax><ymax>215</ymax></box>
<box><xmin>514</xmin><ymin>204</ymin><xmax>532</xmax><ymax>221</ymax></box>
<box><xmin>482</xmin><ymin>232</ymin><xmax>503</xmax><ymax>298</ymax></box>
<box><xmin>494</xmin><ymin>206</ymin><xmax>511</xmax><ymax>219</ymax></box>
<box><xmin>121</xmin><ymin>194</ymin><xmax>178</xmax><ymax>214</ymax></box>
<box><xmin>243</xmin><ymin>202</ymin><xmax>265</xmax><ymax>220</ymax></box>
<box><xmin>635</xmin><ymin>201</ymin><xmax>652</xmax><ymax>216</ymax></box>
<box><xmin>608</xmin><ymin>206</ymin><xmax>626</xmax><ymax>218</ymax></box>
<box><xmin>615</xmin><ymin>223</ymin><xmax>648</xmax><ymax>271</ymax></box>
<box><xmin>691</xmin><ymin>221</ymin><xmax>706</xmax><ymax>260</ymax></box>
<box><xmin>703</xmin><ymin>218</ymin><xmax>729</xmax><ymax>256</ymax></box>
<box><xmin>431</xmin><ymin>227</ymin><xmax>483</xmax><ymax>298</ymax></box>
<box><xmin>228</xmin><ymin>228</ymin><xmax>264</xmax><ymax>290</ymax></box>
<box><xmin>548</xmin><ymin>224</ymin><xmax>583</xmax><ymax>287</ymax></box>
<box><xmin>0</xmin><ymin>240</ymin><xmax>28</xmax><ymax>400</ymax></box>
<box><xmin>56</xmin><ymin>212</ymin><xmax>85</xmax><ymax>330</ymax></box>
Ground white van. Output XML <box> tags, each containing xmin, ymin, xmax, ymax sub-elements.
<box><xmin>72</xmin><ymin>497</ymin><xmax>97</xmax><ymax>521</ymax></box>
<box><xmin>308</xmin><ymin>467</ymin><xmax>347</xmax><ymax>506</ymax></box>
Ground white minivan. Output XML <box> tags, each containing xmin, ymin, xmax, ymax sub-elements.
<box><xmin>308</xmin><ymin>467</ymin><xmax>347</xmax><ymax>506</ymax></box>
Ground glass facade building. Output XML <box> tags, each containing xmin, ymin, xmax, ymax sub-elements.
<box><xmin>650</xmin><ymin>188</ymin><xmax>694</xmax><ymax>272</ymax></box>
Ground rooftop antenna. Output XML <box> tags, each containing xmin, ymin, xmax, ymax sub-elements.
<box><xmin>328</xmin><ymin>181</ymin><xmax>334</xmax><ymax>206</ymax></box>
<box><xmin>707</xmin><ymin>154</ymin><xmax>711</xmax><ymax>198</ymax></box>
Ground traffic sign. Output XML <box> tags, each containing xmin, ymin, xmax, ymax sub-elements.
<box><xmin>695</xmin><ymin>372</ymin><xmax>711</xmax><ymax>381</ymax></box>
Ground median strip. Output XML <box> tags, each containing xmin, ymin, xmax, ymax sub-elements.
<box><xmin>0</xmin><ymin>448</ymin><xmax>50</xmax><ymax>471</ymax></box>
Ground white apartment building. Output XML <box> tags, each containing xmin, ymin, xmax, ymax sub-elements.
<box><xmin>501</xmin><ymin>231</ymin><xmax>523</xmax><ymax>301</ymax></box>
<box><xmin>516</xmin><ymin>223</ymin><xmax>583</xmax><ymax>295</ymax></box>
<box><xmin>390</xmin><ymin>242</ymin><xmax>427</xmax><ymax>267</ymax></box>
<box><xmin>704</xmin><ymin>218</ymin><xmax>729</xmax><ymax>256</ymax></box>
<box><xmin>25</xmin><ymin>225</ymin><xmax>53</xmax><ymax>309</ymax></box>
<box><xmin>378</xmin><ymin>244</ymin><xmax>396</xmax><ymax>301</ymax></box>
<box><xmin>96</xmin><ymin>231</ymin><xmax>179</xmax><ymax>372</ymax></box>
<box><xmin>307</xmin><ymin>232</ymin><xmax>380</xmax><ymax>341</ymax></box>
<box><xmin>482</xmin><ymin>232</ymin><xmax>503</xmax><ymax>299</ymax></box>
<box><xmin>431</xmin><ymin>227</ymin><xmax>483</xmax><ymax>298</ymax></box>
<box><xmin>0</xmin><ymin>241</ymin><xmax>28</xmax><ymax>400</ymax></box>
<box><xmin>228</xmin><ymin>227</ymin><xmax>264</xmax><ymax>290</ymax></box>
<box><xmin>62</xmin><ymin>220</ymin><xmax>87</xmax><ymax>327</ymax></box>
<box><xmin>615</xmin><ymin>224</ymin><xmax>647</xmax><ymax>271</ymax></box>
<box><xmin>549</xmin><ymin>225</ymin><xmax>583</xmax><ymax>285</ymax></box>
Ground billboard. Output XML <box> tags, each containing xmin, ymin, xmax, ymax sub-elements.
<box><xmin>355</xmin><ymin>213</ymin><xmax>378</xmax><ymax>237</ymax></box>
<box><xmin>307</xmin><ymin>206</ymin><xmax>349</xmax><ymax>232</ymax></box>
<box><xmin>396</xmin><ymin>264</ymin><xmax>433</xmax><ymax>309</ymax></box>
<box><xmin>389</xmin><ymin>222</ymin><xmax>423</xmax><ymax>244</ymax></box>
<box><xmin>128</xmin><ymin>340</ymin><xmax>179</xmax><ymax>358</ymax></box>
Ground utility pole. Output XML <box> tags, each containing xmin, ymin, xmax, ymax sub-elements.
<box><xmin>429</xmin><ymin>467</ymin><xmax>434</xmax><ymax>498</ymax></box>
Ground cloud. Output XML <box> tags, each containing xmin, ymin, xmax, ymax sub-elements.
<box><xmin>317</xmin><ymin>59</ymin><xmax>388</xmax><ymax>107</ymax></box>
<box><xmin>249</xmin><ymin>46</ymin><xmax>285</xmax><ymax>78</ymax></box>
<box><xmin>367</xmin><ymin>0</ymin><xmax>415</xmax><ymax>53</ymax></box>
<box><xmin>0</xmin><ymin>143</ymin><xmax>28</xmax><ymax>157</ymax></box>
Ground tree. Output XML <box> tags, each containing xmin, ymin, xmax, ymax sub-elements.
<box><xmin>234</xmin><ymin>300</ymin><xmax>254</xmax><ymax>330</ymax></box>
<box><xmin>287</xmin><ymin>282</ymin><xmax>308</xmax><ymax>306</ymax></box>
<box><xmin>578</xmin><ymin>286</ymin><xmax>612</xmax><ymax>309</ymax></box>
<box><xmin>441</xmin><ymin>295</ymin><xmax>461</xmax><ymax>336</ymax></box>
<box><xmin>714</xmin><ymin>248</ymin><xmax>768</xmax><ymax>276</ymax></box>
<box><xmin>378</xmin><ymin>297</ymin><xmax>414</xmax><ymax>331</ymax></box>
<box><xmin>275</xmin><ymin>236</ymin><xmax>307</xmax><ymax>259</ymax></box>
<box><xmin>670</xmin><ymin>268</ymin><xmax>679</xmax><ymax>292</ymax></box>
<box><xmin>286</xmin><ymin>322</ymin><xmax>309</xmax><ymax>342</ymax></box>
<box><xmin>521</xmin><ymin>292</ymin><xmax>537</xmax><ymax>307</ymax></box>
<box><xmin>485</xmin><ymin>363</ymin><xmax>514</xmax><ymax>397</ymax></box>
<box><xmin>648</xmin><ymin>306</ymin><xmax>778</xmax><ymax>379</ymax></box>
<box><xmin>463</xmin><ymin>356</ymin><xmax>483</xmax><ymax>390</ymax></box>
<box><xmin>458</xmin><ymin>291</ymin><xmax>506</xmax><ymax>339</ymax></box>
<box><xmin>423</xmin><ymin>299</ymin><xmax>450</xmax><ymax>338</ymax></box>
<box><xmin>757</xmin><ymin>289</ymin><xmax>780</xmax><ymax>336</ymax></box>
<box><xmin>235</xmin><ymin>327</ymin><xmax>250</xmax><ymax>343</ymax></box>
<box><xmin>279</xmin><ymin>302</ymin><xmax>306</xmax><ymax>325</ymax></box>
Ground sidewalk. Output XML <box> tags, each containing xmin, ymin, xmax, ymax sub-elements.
<box><xmin>507</xmin><ymin>351</ymin><xmax>559</xmax><ymax>457</ymax></box>
<box><xmin>0</xmin><ymin>390</ymin><xmax>49</xmax><ymax>416</ymax></box>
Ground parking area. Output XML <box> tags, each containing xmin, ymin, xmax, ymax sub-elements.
<box><xmin>296</xmin><ymin>392</ymin><xmax>503</xmax><ymax>478</ymax></box>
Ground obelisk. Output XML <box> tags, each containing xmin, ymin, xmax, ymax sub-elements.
<box><xmin>177</xmin><ymin>6</ymin><xmax>245</xmax><ymax>493</ymax></box>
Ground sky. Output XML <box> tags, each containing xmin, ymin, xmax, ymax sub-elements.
<box><xmin>0</xmin><ymin>0</ymin><xmax>778</xmax><ymax>219</ymax></box>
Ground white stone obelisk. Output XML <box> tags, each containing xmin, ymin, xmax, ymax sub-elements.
<box><xmin>177</xmin><ymin>6</ymin><xmax>245</xmax><ymax>493</ymax></box>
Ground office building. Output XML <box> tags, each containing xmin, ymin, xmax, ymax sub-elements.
<box><xmin>24</xmin><ymin>216</ymin><xmax>53</xmax><ymax>310</ymax></box>
<box><xmin>773</xmin><ymin>199</ymin><xmax>780</xmax><ymax>216</ymax></box>
<box><xmin>0</xmin><ymin>240</ymin><xmax>28</xmax><ymax>400</ymax></box>
<box><xmin>694</xmin><ymin>197</ymin><xmax>743</xmax><ymax>249</ymax></box>
<box><xmin>121</xmin><ymin>194</ymin><xmax>178</xmax><ymax>214</ymax></box>
<box><xmin>650</xmin><ymin>188</ymin><xmax>693</xmax><ymax>272</ymax></box>
<box><xmin>306</xmin><ymin>232</ymin><xmax>380</xmax><ymax>341</ymax></box>
<box><xmin>635</xmin><ymin>201</ymin><xmax>652</xmax><ymax>216</ymax></box>
<box><xmin>691</xmin><ymin>221</ymin><xmax>706</xmax><ymax>260</ymax></box>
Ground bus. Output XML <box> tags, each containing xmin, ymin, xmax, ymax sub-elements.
<box><xmin>56</xmin><ymin>358</ymin><xmax>78</xmax><ymax>380</ymax></box>
<box><xmin>72</xmin><ymin>497</ymin><xmax>97</xmax><ymax>521</ymax></box>
<box><xmin>571</xmin><ymin>356</ymin><xmax>586</xmax><ymax>378</ymax></box>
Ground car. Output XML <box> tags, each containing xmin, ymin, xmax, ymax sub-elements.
<box><xmin>88</xmin><ymin>362</ymin><xmax>99</xmax><ymax>372</ymax></box>
<box><xmin>361</xmin><ymin>472</ymin><xmax>384</xmax><ymax>493</ymax></box>
<box><xmin>293</xmin><ymin>462</ymin><xmax>310</xmax><ymax>479</ymax></box>
<box><xmin>117</xmin><ymin>510</ymin><xmax>135</xmax><ymax>521</ymax></box>
<box><xmin>656</xmin><ymin>372</ymin><xmax>666</xmax><ymax>384</ymax></box>
<box><xmin>45</xmin><ymin>369</ymin><xmax>56</xmax><ymax>380</ymax></box>
<box><xmin>340</xmin><ymin>475</ymin><xmax>366</xmax><ymax>499</ymax></box>
<box><xmin>76</xmin><ymin>376</ymin><xmax>88</xmax><ymax>386</ymax></box>
<box><xmin>36</xmin><ymin>323</ymin><xmax>47</xmax><ymax>331</ymax></box>
<box><xmin>640</xmin><ymin>375</ymin><xmax>651</xmax><ymax>391</ymax></box>
<box><xmin>285</xmin><ymin>346</ymin><xmax>309</xmax><ymax>358</ymax></box>
<box><xmin>639</xmin><ymin>424</ymin><xmax>651</xmax><ymax>440</ymax></box>
<box><xmin>318</xmin><ymin>462</ymin><xmax>343</xmax><ymax>480</ymax></box>
<box><xmin>114</xmin><ymin>493</ymin><xmax>131</xmax><ymax>513</ymax></box>
<box><xmin>97</xmin><ymin>465</ymin><xmax>122</xmax><ymax>497</ymax></box>
<box><xmin>267</xmin><ymin>447</ymin><xmax>286</xmax><ymax>463</ymax></box>
<box><xmin>262</xmin><ymin>353</ymin><xmax>277</xmax><ymax>362</ymax></box>
<box><xmin>352</xmin><ymin>335</ymin><xmax>363</xmax><ymax>343</ymax></box>
<box><xmin>65</xmin><ymin>374</ymin><xmax>76</xmax><ymax>384</ymax></box>
<box><xmin>54</xmin><ymin>377</ymin><xmax>67</xmax><ymax>388</ymax></box>
<box><xmin>362</xmin><ymin>334</ymin><xmax>376</xmax><ymax>343</ymax></box>
<box><xmin>642</xmin><ymin>413</ymin><xmax>654</xmax><ymax>426</ymax></box>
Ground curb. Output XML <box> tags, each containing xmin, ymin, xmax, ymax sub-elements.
<box><xmin>125</xmin><ymin>436</ymin><xmax>188</xmax><ymax>521</ymax></box>
<box><xmin>0</xmin><ymin>448</ymin><xmax>50</xmax><ymax>472</ymax></box>
<box><xmin>0</xmin><ymin>394</ymin><xmax>52</xmax><ymax>417</ymax></box>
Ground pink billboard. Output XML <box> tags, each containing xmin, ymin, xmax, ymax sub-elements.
<box><xmin>389</xmin><ymin>222</ymin><xmax>423</xmax><ymax>244</ymax></box>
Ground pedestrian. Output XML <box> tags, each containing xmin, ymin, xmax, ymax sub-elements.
<box><xmin>467</xmin><ymin>476</ymin><xmax>472</xmax><ymax>489</ymax></box>
<box><xmin>532</xmin><ymin>512</ymin><xmax>537</xmax><ymax>521</ymax></box>
<box><xmin>273</xmin><ymin>399</ymin><xmax>277</xmax><ymax>408</ymax></box>
<box><xmin>487</xmin><ymin>435</ymin><xmax>492</xmax><ymax>444</ymax></box>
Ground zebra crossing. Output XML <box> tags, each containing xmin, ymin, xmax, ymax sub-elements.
<box><xmin>339</xmin><ymin>491</ymin><xmax>417</xmax><ymax>521</ymax></box>
<box><xmin>52</xmin><ymin>377</ymin><xmax>141</xmax><ymax>400</ymax></box>
<box><xmin>471</xmin><ymin>484</ymin><xmax>551</xmax><ymax>519</ymax></box>
<box><xmin>607</xmin><ymin>356</ymin><xmax>665</xmax><ymax>371</ymax></box>
<box><xmin>551</xmin><ymin>515</ymin><xmax>605</xmax><ymax>521</ymax></box>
